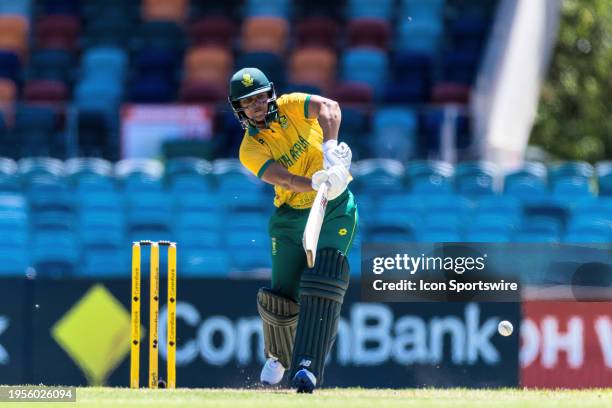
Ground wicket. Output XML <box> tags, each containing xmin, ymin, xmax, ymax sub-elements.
<box><xmin>130</xmin><ymin>240</ymin><xmax>177</xmax><ymax>389</ymax></box>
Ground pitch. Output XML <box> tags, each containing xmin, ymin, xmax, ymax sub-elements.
<box><xmin>8</xmin><ymin>387</ymin><xmax>610</xmax><ymax>408</ymax></box>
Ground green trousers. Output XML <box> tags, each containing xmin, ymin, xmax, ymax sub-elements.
<box><xmin>268</xmin><ymin>189</ymin><xmax>358</xmax><ymax>302</ymax></box>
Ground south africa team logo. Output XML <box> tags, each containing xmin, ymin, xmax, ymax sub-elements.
<box><xmin>241</xmin><ymin>73</ymin><xmax>254</xmax><ymax>87</ymax></box>
<box><xmin>338</xmin><ymin>228</ymin><xmax>348</xmax><ymax>236</ymax></box>
<box><xmin>279</xmin><ymin>115</ymin><xmax>288</xmax><ymax>128</ymax></box>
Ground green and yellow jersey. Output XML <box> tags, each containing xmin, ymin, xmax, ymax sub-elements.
<box><xmin>239</xmin><ymin>92</ymin><xmax>323</xmax><ymax>210</ymax></box>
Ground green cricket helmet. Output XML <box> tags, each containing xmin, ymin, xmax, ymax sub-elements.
<box><xmin>228</xmin><ymin>67</ymin><xmax>279</xmax><ymax>129</ymax></box>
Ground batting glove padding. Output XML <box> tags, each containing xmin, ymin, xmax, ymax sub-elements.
<box><xmin>311</xmin><ymin>164</ymin><xmax>350</xmax><ymax>200</ymax></box>
<box><xmin>323</xmin><ymin>140</ymin><xmax>352</xmax><ymax>170</ymax></box>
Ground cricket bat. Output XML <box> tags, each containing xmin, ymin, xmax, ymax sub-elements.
<box><xmin>303</xmin><ymin>181</ymin><xmax>330</xmax><ymax>268</ymax></box>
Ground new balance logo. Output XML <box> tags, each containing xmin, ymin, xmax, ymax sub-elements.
<box><xmin>299</xmin><ymin>359</ymin><xmax>311</xmax><ymax>367</ymax></box>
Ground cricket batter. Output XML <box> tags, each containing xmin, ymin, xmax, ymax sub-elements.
<box><xmin>228</xmin><ymin>68</ymin><xmax>358</xmax><ymax>393</ymax></box>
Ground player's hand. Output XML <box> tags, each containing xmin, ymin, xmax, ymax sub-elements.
<box><xmin>311</xmin><ymin>165</ymin><xmax>350</xmax><ymax>200</ymax></box>
<box><xmin>323</xmin><ymin>140</ymin><xmax>352</xmax><ymax>170</ymax></box>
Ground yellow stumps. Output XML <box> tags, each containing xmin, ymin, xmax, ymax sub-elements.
<box><xmin>149</xmin><ymin>242</ymin><xmax>160</xmax><ymax>389</ymax></box>
<box><xmin>130</xmin><ymin>243</ymin><xmax>141</xmax><ymax>389</ymax></box>
<box><xmin>167</xmin><ymin>243</ymin><xmax>177</xmax><ymax>389</ymax></box>
<box><xmin>130</xmin><ymin>240</ymin><xmax>177</xmax><ymax>389</ymax></box>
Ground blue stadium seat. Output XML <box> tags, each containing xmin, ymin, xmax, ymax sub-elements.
<box><xmin>42</xmin><ymin>0</ymin><xmax>80</xmax><ymax>15</ymax></box>
<box><xmin>126</xmin><ymin>192</ymin><xmax>172</xmax><ymax>232</ymax></box>
<box><xmin>227</xmin><ymin>213</ymin><xmax>269</xmax><ymax>230</ymax></box>
<box><xmin>175</xmin><ymin>191</ymin><xmax>223</xmax><ymax>213</ymax></box>
<box><xmin>441</xmin><ymin>50</ymin><xmax>480</xmax><ymax>84</ymax></box>
<box><xmin>399</xmin><ymin>0</ymin><xmax>445</xmax><ymax>20</ymax></box>
<box><xmin>135</xmin><ymin>48</ymin><xmax>180</xmax><ymax>81</ymax></box>
<box><xmin>419</xmin><ymin>108</ymin><xmax>471</xmax><ymax>154</ymax></box>
<box><xmin>213</xmin><ymin>159</ymin><xmax>265</xmax><ymax>193</ymax></box>
<box><xmin>378</xmin><ymin>193</ymin><xmax>424</xmax><ymax>214</ymax></box>
<box><xmin>28</xmin><ymin>50</ymin><xmax>75</xmax><ymax>83</ymax></box>
<box><xmin>180</xmin><ymin>248</ymin><xmax>231</xmax><ymax>276</ymax></box>
<box><xmin>0</xmin><ymin>193</ymin><xmax>27</xmax><ymax>211</ymax></box>
<box><xmin>235</xmin><ymin>52</ymin><xmax>286</xmax><ymax>90</ymax></box>
<box><xmin>369</xmin><ymin>211</ymin><xmax>419</xmax><ymax>236</ymax></box>
<box><xmin>31</xmin><ymin>210</ymin><xmax>77</xmax><ymax>231</ymax></box>
<box><xmin>132</xmin><ymin>21</ymin><xmax>186</xmax><ymax>54</ymax></box>
<box><xmin>175</xmin><ymin>229</ymin><xmax>221</xmax><ymax>249</ymax></box>
<box><xmin>27</xmin><ymin>182</ymin><xmax>74</xmax><ymax>211</ymax></box>
<box><xmin>352</xmin><ymin>159</ymin><xmax>405</xmax><ymax>193</ymax></box>
<box><xmin>371</xmin><ymin>107</ymin><xmax>418</xmax><ymax>161</ymax></box>
<box><xmin>452</xmin><ymin>17</ymin><xmax>489</xmax><ymax>54</ymax></box>
<box><xmin>341</xmin><ymin>48</ymin><xmax>388</xmax><ymax>95</ymax></box>
<box><xmin>0</xmin><ymin>0</ymin><xmax>32</xmax><ymax>16</ymax></box>
<box><xmin>405</xmin><ymin>160</ymin><xmax>453</xmax><ymax>195</ymax></box>
<box><xmin>32</xmin><ymin>230</ymin><xmax>80</xmax><ymax>277</ymax></box>
<box><xmin>512</xmin><ymin>231</ymin><xmax>560</xmax><ymax>243</ymax></box>
<box><xmin>65</xmin><ymin>157</ymin><xmax>113</xmax><ymax>177</ymax></box>
<box><xmin>567</xmin><ymin>214</ymin><xmax>612</xmax><ymax>237</ymax></box>
<box><xmin>347</xmin><ymin>232</ymin><xmax>362</xmax><ymax>276</ymax></box>
<box><xmin>550</xmin><ymin>161</ymin><xmax>594</xmax><ymax>181</ymax></box>
<box><xmin>81</xmin><ymin>247</ymin><xmax>127</xmax><ymax>277</ymax></box>
<box><xmin>464</xmin><ymin>230</ymin><xmax>510</xmax><ymax>243</ymax></box>
<box><xmin>79</xmin><ymin>211</ymin><xmax>125</xmax><ymax>247</ymax></box>
<box><xmin>423</xmin><ymin>213</ymin><xmax>463</xmax><ymax>229</ymax></box>
<box><xmin>386</xmin><ymin>51</ymin><xmax>432</xmax><ymax>103</ymax></box>
<box><xmin>74</xmin><ymin>79</ymin><xmax>122</xmax><ymax>123</ymax></box>
<box><xmin>13</xmin><ymin>106</ymin><xmax>60</xmax><ymax>157</ymax></box>
<box><xmin>417</xmin><ymin>228</ymin><xmax>462</xmax><ymax>243</ymax></box>
<box><xmin>0</xmin><ymin>51</ymin><xmax>21</xmax><ymax>83</ymax></box>
<box><xmin>354</xmin><ymin>192</ymin><xmax>375</xmax><ymax>227</ymax></box>
<box><xmin>81</xmin><ymin>46</ymin><xmax>128</xmax><ymax>81</ymax></box>
<box><xmin>455</xmin><ymin>161</ymin><xmax>498</xmax><ymax>196</ymax></box>
<box><xmin>420</xmin><ymin>194</ymin><xmax>473</xmax><ymax>216</ymax></box>
<box><xmin>504</xmin><ymin>162</ymin><xmax>549</xmax><ymax>203</ymax></box>
<box><xmin>0</xmin><ymin>248</ymin><xmax>29</xmax><ymax>276</ymax></box>
<box><xmin>549</xmin><ymin>163</ymin><xmax>593</xmax><ymax>196</ymax></box>
<box><xmin>347</xmin><ymin>0</ymin><xmax>394</xmax><ymax>20</ymax></box>
<box><xmin>571</xmin><ymin>198</ymin><xmax>612</xmax><ymax>220</ymax></box>
<box><xmin>396</xmin><ymin>19</ymin><xmax>443</xmax><ymax>54</ymax></box>
<box><xmin>65</xmin><ymin>157</ymin><xmax>115</xmax><ymax>192</ymax></box>
<box><xmin>552</xmin><ymin>178</ymin><xmax>594</xmax><ymax>200</ymax></box>
<box><xmin>75</xmin><ymin>78</ymin><xmax>123</xmax><ymax>104</ymax></box>
<box><xmin>596</xmin><ymin>161</ymin><xmax>612</xmax><ymax>195</ymax></box>
<box><xmin>366</xmin><ymin>227</ymin><xmax>413</xmax><ymax>243</ymax></box>
<box><xmin>226</xmin><ymin>229</ymin><xmax>269</xmax><ymax>248</ymax></box>
<box><xmin>475</xmin><ymin>195</ymin><xmax>522</xmax><ymax>217</ymax></box>
<box><xmin>116</xmin><ymin>159</ymin><xmax>164</xmax><ymax>193</ymax></box>
<box><xmin>520</xmin><ymin>216</ymin><xmax>563</xmax><ymax>236</ymax></box>
<box><xmin>0</xmin><ymin>211</ymin><xmax>28</xmax><ymax>243</ymax></box>
<box><xmin>471</xmin><ymin>214</ymin><xmax>519</xmax><ymax>234</ymax></box>
<box><xmin>245</xmin><ymin>0</ymin><xmax>292</xmax><ymax>17</ymax></box>
<box><xmin>176</xmin><ymin>209</ymin><xmax>223</xmax><ymax>231</ymax></box>
<box><xmin>129</xmin><ymin>75</ymin><xmax>175</xmax><ymax>103</ymax></box>
<box><xmin>338</xmin><ymin>108</ymin><xmax>369</xmax><ymax>160</ymax></box>
<box><xmin>78</xmin><ymin>191</ymin><xmax>124</xmax><ymax>212</ymax></box>
<box><xmin>231</xmin><ymin>249</ymin><xmax>271</xmax><ymax>271</ymax></box>
<box><xmin>165</xmin><ymin>158</ymin><xmax>213</xmax><ymax>192</ymax></box>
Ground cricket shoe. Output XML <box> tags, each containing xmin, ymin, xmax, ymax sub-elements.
<box><xmin>291</xmin><ymin>368</ymin><xmax>317</xmax><ymax>393</ymax></box>
<box><xmin>260</xmin><ymin>358</ymin><xmax>285</xmax><ymax>385</ymax></box>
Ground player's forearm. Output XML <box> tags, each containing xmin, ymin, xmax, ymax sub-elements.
<box><xmin>317</xmin><ymin>100</ymin><xmax>341</xmax><ymax>142</ymax></box>
<box><xmin>261</xmin><ymin>162</ymin><xmax>314</xmax><ymax>192</ymax></box>
<box><xmin>280</xmin><ymin>174</ymin><xmax>313</xmax><ymax>192</ymax></box>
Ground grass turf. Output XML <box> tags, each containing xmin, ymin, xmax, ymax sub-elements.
<box><xmin>1</xmin><ymin>387</ymin><xmax>610</xmax><ymax>408</ymax></box>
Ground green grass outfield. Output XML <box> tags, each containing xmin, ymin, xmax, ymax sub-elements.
<box><xmin>1</xmin><ymin>387</ymin><xmax>611</xmax><ymax>408</ymax></box>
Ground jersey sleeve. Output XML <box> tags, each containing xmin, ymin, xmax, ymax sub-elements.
<box><xmin>278</xmin><ymin>92</ymin><xmax>312</xmax><ymax>119</ymax></box>
<box><xmin>239</xmin><ymin>137</ymin><xmax>275</xmax><ymax>178</ymax></box>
